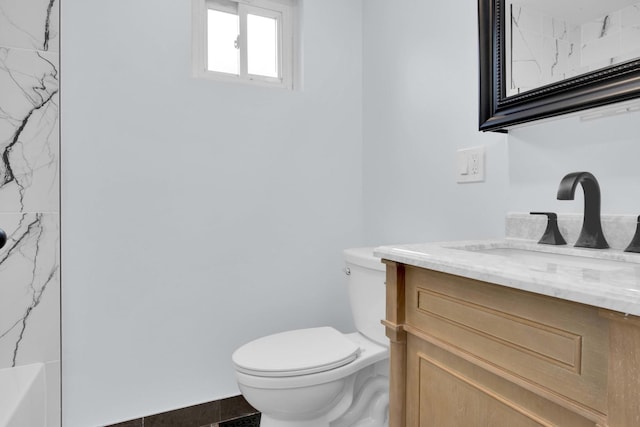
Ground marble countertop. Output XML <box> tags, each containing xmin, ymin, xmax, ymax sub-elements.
<box><xmin>374</xmin><ymin>239</ymin><xmax>640</xmax><ymax>317</ymax></box>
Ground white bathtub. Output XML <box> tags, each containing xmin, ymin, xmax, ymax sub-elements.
<box><xmin>0</xmin><ymin>363</ymin><xmax>46</xmax><ymax>427</ymax></box>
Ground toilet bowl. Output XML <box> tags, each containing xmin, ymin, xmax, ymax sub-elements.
<box><xmin>231</xmin><ymin>247</ymin><xmax>389</xmax><ymax>427</ymax></box>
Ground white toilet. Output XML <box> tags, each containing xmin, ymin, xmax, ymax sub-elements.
<box><xmin>232</xmin><ymin>247</ymin><xmax>389</xmax><ymax>427</ymax></box>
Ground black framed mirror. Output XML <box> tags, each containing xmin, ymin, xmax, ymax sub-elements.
<box><xmin>479</xmin><ymin>0</ymin><xmax>640</xmax><ymax>132</ymax></box>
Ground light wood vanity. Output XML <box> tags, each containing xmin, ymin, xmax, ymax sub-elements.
<box><xmin>382</xmin><ymin>261</ymin><xmax>640</xmax><ymax>427</ymax></box>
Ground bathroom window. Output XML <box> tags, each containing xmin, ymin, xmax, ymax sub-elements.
<box><xmin>192</xmin><ymin>0</ymin><xmax>296</xmax><ymax>88</ymax></box>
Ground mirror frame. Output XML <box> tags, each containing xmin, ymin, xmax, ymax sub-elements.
<box><xmin>479</xmin><ymin>0</ymin><xmax>640</xmax><ymax>132</ymax></box>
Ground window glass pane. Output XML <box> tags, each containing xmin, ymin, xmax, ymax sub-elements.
<box><xmin>207</xmin><ymin>9</ymin><xmax>239</xmax><ymax>75</ymax></box>
<box><xmin>247</xmin><ymin>14</ymin><xmax>279</xmax><ymax>78</ymax></box>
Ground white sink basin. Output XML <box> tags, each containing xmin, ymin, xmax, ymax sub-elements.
<box><xmin>466</xmin><ymin>247</ymin><xmax>633</xmax><ymax>272</ymax></box>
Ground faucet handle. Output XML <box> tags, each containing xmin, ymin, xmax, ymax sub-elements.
<box><xmin>624</xmin><ymin>215</ymin><xmax>640</xmax><ymax>253</ymax></box>
<box><xmin>530</xmin><ymin>212</ymin><xmax>567</xmax><ymax>245</ymax></box>
<box><xmin>0</xmin><ymin>228</ymin><xmax>6</xmax><ymax>249</ymax></box>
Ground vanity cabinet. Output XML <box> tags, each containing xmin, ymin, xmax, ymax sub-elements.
<box><xmin>383</xmin><ymin>261</ymin><xmax>640</xmax><ymax>427</ymax></box>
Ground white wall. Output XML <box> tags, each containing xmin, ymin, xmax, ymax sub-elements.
<box><xmin>362</xmin><ymin>0</ymin><xmax>509</xmax><ymax>245</ymax></box>
<box><xmin>508</xmin><ymin>111</ymin><xmax>640</xmax><ymax>214</ymax></box>
<box><xmin>61</xmin><ymin>1</ymin><xmax>363</xmax><ymax>425</ymax></box>
<box><xmin>361</xmin><ymin>0</ymin><xmax>640</xmax><ymax>247</ymax></box>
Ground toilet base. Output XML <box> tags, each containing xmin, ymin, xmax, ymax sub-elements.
<box><xmin>255</xmin><ymin>362</ymin><xmax>389</xmax><ymax>427</ymax></box>
<box><xmin>330</xmin><ymin>364</ymin><xmax>388</xmax><ymax>427</ymax></box>
<box><xmin>258</xmin><ymin>415</ymin><xmax>331</xmax><ymax>427</ymax></box>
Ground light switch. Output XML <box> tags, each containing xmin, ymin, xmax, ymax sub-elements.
<box><xmin>458</xmin><ymin>155</ymin><xmax>469</xmax><ymax>175</ymax></box>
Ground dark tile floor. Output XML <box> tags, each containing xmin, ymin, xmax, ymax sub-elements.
<box><xmin>104</xmin><ymin>395</ymin><xmax>259</xmax><ymax>427</ymax></box>
<box><xmin>217</xmin><ymin>414</ymin><xmax>261</xmax><ymax>427</ymax></box>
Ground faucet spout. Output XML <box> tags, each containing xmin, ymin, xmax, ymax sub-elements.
<box><xmin>557</xmin><ymin>172</ymin><xmax>609</xmax><ymax>249</ymax></box>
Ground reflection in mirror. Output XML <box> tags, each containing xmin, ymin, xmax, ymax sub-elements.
<box><xmin>506</xmin><ymin>0</ymin><xmax>640</xmax><ymax>96</ymax></box>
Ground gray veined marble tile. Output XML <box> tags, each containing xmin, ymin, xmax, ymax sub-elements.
<box><xmin>542</xmin><ymin>15</ymin><xmax>568</xmax><ymax>41</ymax></box>
<box><xmin>511</xmin><ymin>5</ymin><xmax>543</xmax><ymax>35</ymax></box>
<box><xmin>582</xmin><ymin>13</ymin><xmax>622</xmax><ymax>45</ymax></box>
<box><xmin>509</xmin><ymin>27</ymin><xmax>543</xmax><ymax>92</ymax></box>
<box><xmin>581</xmin><ymin>33</ymin><xmax>622</xmax><ymax>69</ymax></box>
<box><xmin>0</xmin><ymin>47</ymin><xmax>59</xmax><ymax>213</ymax></box>
<box><xmin>0</xmin><ymin>0</ymin><xmax>59</xmax><ymax>52</ymax></box>
<box><xmin>505</xmin><ymin>212</ymin><xmax>638</xmax><ymax>251</ymax></box>
<box><xmin>0</xmin><ymin>212</ymin><xmax>59</xmax><ymax>368</ymax></box>
<box><xmin>621</xmin><ymin>27</ymin><xmax>640</xmax><ymax>58</ymax></box>
<box><xmin>621</xmin><ymin>3</ymin><xmax>640</xmax><ymax>29</ymax></box>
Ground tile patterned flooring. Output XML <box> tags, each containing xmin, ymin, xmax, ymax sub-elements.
<box><xmin>105</xmin><ymin>395</ymin><xmax>259</xmax><ymax>427</ymax></box>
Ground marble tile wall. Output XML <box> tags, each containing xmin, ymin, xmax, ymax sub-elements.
<box><xmin>0</xmin><ymin>0</ymin><xmax>60</xmax><ymax>383</ymax></box>
<box><xmin>582</xmin><ymin>3</ymin><xmax>640</xmax><ymax>70</ymax></box>
<box><xmin>508</xmin><ymin>1</ymin><xmax>640</xmax><ymax>96</ymax></box>
<box><xmin>508</xmin><ymin>4</ymin><xmax>583</xmax><ymax>95</ymax></box>
<box><xmin>506</xmin><ymin>212</ymin><xmax>638</xmax><ymax>251</ymax></box>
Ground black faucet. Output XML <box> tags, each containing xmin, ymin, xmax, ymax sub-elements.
<box><xmin>530</xmin><ymin>212</ymin><xmax>566</xmax><ymax>245</ymax></box>
<box><xmin>557</xmin><ymin>172</ymin><xmax>609</xmax><ymax>249</ymax></box>
<box><xmin>625</xmin><ymin>215</ymin><xmax>640</xmax><ymax>253</ymax></box>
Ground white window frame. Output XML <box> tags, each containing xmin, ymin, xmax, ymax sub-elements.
<box><xmin>192</xmin><ymin>0</ymin><xmax>294</xmax><ymax>89</ymax></box>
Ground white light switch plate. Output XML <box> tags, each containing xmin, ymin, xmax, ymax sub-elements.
<box><xmin>456</xmin><ymin>146</ymin><xmax>485</xmax><ymax>183</ymax></box>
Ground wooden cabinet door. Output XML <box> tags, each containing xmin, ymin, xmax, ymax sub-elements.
<box><xmin>418</xmin><ymin>356</ymin><xmax>546</xmax><ymax>427</ymax></box>
<box><xmin>406</xmin><ymin>335</ymin><xmax>598</xmax><ymax>427</ymax></box>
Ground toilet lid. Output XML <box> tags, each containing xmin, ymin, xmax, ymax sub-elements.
<box><xmin>232</xmin><ymin>327</ymin><xmax>360</xmax><ymax>377</ymax></box>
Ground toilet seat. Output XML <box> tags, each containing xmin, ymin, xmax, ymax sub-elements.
<box><xmin>232</xmin><ymin>327</ymin><xmax>360</xmax><ymax>377</ymax></box>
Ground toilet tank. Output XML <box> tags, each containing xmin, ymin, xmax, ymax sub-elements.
<box><xmin>343</xmin><ymin>247</ymin><xmax>387</xmax><ymax>347</ymax></box>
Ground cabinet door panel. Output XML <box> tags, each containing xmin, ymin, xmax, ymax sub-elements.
<box><xmin>405</xmin><ymin>267</ymin><xmax>608</xmax><ymax>413</ymax></box>
<box><xmin>419</xmin><ymin>357</ymin><xmax>547</xmax><ymax>427</ymax></box>
<box><xmin>407</xmin><ymin>335</ymin><xmax>599</xmax><ymax>427</ymax></box>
